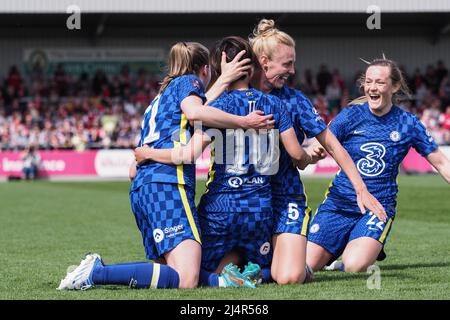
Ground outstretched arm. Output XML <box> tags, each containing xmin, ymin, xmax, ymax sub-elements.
<box><xmin>315</xmin><ymin>128</ymin><xmax>387</xmax><ymax>222</ymax></box>
<box><xmin>279</xmin><ymin>128</ymin><xmax>312</xmax><ymax>170</ymax></box>
<box><xmin>426</xmin><ymin>148</ymin><xmax>450</xmax><ymax>183</ymax></box>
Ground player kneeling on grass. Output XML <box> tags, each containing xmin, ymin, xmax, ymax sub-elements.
<box><xmin>306</xmin><ymin>56</ymin><xmax>450</xmax><ymax>274</ymax></box>
<box><xmin>133</xmin><ymin>36</ymin><xmax>318</xmax><ymax>288</ymax></box>
<box><xmin>57</xmin><ymin>41</ymin><xmax>274</xmax><ymax>291</ymax></box>
<box><xmin>215</xmin><ymin>19</ymin><xmax>386</xmax><ymax>286</ymax></box>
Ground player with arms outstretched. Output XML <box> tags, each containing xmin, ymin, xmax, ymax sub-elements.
<box><xmin>306</xmin><ymin>57</ymin><xmax>450</xmax><ymax>273</ymax></box>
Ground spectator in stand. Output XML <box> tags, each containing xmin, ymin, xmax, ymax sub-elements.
<box><xmin>332</xmin><ymin>69</ymin><xmax>346</xmax><ymax>91</ymax></box>
<box><xmin>436</xmin><ymin>60</ymin><xmax>448</xmax><ymax>85</ymax></box>
<box><xmin>440</xmin><ymin>105</ymin><xmax>450</xmax><ymax>145</ymax></box>
<box><xmin>21</xmin><ymin>146</ymin><xmax>41</xmax><ymax>180</ymax></box>
<box><xmin>325</xmin><ymin>76</ymin><xmax>342</xmax><ymax>112</ymax></box>
<box><xmin>92</xmin><ymin>69</ymin><xmax>109</xmax><ymax>96</ymax></box>
<box><xmin>424</xmin><ymin>64</ymin><xmax>440</xmax><ymax>94</ymax></box>
<box><xmin>317</xmin><ymin>64</ymin><xmax>332</xmax><ymax>95</ymax></box>
<box><xmin>439</xmin><ymin>76</ymin><xmax>450</xmax><ymax>108</ymax></box>
<box><xmin>0</xmin><ymin>61</ymin><xmax>448</xmax><ymax>151</ymax></box>
<box><xmin>299</xmin><ymin>68</ymin><xmax>317</xmax><ymax>95</ymax></box>
<box><xmin>409</xmin><ymin>67</ymin><xmax>424</xmax><ymax>93</ymax></box>
<box><xmin>7</xmin><ymin>65</ymin><xmax>23</xmax><ymax>94</ymax></box>
<box><xmin>54</xmin><ymin>63</ymin><xmax>69</xmax><ymax>96</ymax></box>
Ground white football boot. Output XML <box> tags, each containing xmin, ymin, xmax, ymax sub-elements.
<box><xmin>57</xmin><ymin>253</ymin><xmax>103</xmax><ymax>290</ymax></box>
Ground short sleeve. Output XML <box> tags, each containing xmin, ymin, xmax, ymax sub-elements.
<box><xmin>208</xmin><ymin>96</ymin><xmax>227</xmax><ymax>111</ymax></box>
<box><xmin>296</xmin><ymin>93</ymin><xmax>327</xmax><ymax>138</ymax></box>
<box><xmin>412</xmin><ymin>116</ymin><xmax>439</xmax><ymax>157</ymax></box>
<box><xmin>177</xmin><ymin>75</ymin><xmax>206</xmax><ymax>104</ymax></box>
<box><xmin>329</xmin><ymin>107</ymin><xmax>351</xmax><ymax>142</ymax></box>
<box><xmin>277</xmin><ymin>102</ymin><xmax>293</xmax><ymax>133</ymax></box>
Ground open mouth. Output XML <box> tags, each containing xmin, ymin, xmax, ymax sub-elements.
<box><xmin>279</xmin><ymin>74</ymin><xmax>289</xmax><ymax>81</ymax></box>
<box><xmin>369</xmin><ymin>94</ymin><xmax>381</xmax><ymax>102</ymax></box>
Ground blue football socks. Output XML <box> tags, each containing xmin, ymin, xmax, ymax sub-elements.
<box><xmin>92</xmin><ymin>262</ymin><xmax>180</xmax><ymax>289</ymax></box>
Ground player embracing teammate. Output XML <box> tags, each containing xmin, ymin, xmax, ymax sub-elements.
<box><xmin>57</xmin><ymin>19</ymin><xmax>449</xmax><ymax>292</ymax></box>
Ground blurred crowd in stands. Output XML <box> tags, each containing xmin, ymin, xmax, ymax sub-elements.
<box><xmin>1</xmin><ymin>60</ymin><xmax>449</xmax><ymax>151</ymax></box>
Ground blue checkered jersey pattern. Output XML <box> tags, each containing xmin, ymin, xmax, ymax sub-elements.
<box><xmin>198</xmin><ymin>88</ymin><xmax>293</xmax><ymax>213</ymax></box>
<box><xmin>320</xmin><ymin>102</ymin><xmax>438</xmax><ymax>216</ymax></box>
<box><xmin>131</xmin><ymin>75</ymin><xmax>206</xmax><ymax>191</ymax></box>
<box><xmin>270</xmin><ymin>86</ymin><xmax>327</xmax><ymax>198</ymax></box>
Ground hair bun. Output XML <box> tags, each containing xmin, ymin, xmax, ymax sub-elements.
<box><xmin>254</xmin><ymin>19</ymin><xmax>276</xmax><ymax>37</ymax></box>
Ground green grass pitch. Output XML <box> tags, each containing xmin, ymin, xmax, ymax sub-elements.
<box><xmin>0</xmin><ymin>175</ymin><xmax>449</xmax><ymax>300</ymax></box>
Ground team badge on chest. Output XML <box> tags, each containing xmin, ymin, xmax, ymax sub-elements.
<box><xmin>390</xmin><ymin>131</ymin><xmax>401</xmax><ymax>142</ymax></box>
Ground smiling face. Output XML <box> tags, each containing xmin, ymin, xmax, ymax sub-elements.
<box><xmin>261</xmin><ymin>44</ymin><xmax>296</xmax><ymax>90</ymax></box>
<box><xmin>364</xmin><ymin>65</ymin><xmax>400</xmax><ymax>116</ymax></box>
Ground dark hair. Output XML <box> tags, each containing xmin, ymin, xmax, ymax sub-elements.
<box><xmin>209</xmin><ymin>36</ymin><xmax>257</xmax><ymax>87</ymax></box>
<box><xmin>351</xmin><ymin>57</ymin><xmax>411</xmax><ymax>105</ymax></box>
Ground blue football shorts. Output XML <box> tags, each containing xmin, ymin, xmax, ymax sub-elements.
<box><xmin>272</xmin><ymin>194</ymin><xmax>311</xmax><ymax>236</ymax></box>
<box><xmin>198</xmin><ymin>209</ymin><xmax>273</xmax><ymax>272</ymax></box>
<box><xmin>307</xmin><ymin>208</ymin><xmax>394</xmax><ymax>259</ymax></box>
<box><xmin>130</xmin><ymin>182</ymin><xmax>201</xmax><ymax>260</ymax></box>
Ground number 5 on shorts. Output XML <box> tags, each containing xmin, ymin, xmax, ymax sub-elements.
<box><xmin>288</xmin><ymin>203</ymin><xmax>300</xmax><ymax>221</ymax></box>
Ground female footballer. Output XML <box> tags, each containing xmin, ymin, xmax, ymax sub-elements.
<box><xmin>248</xmin><ymin>19</ymin><xmax>387</xmax><ymax>285</ymax></box>
<box><xmin>57</xmin><ymin>41</ymin><xmax>275</xmax><ymax>290</ymax></box>
<box><xmin>306</xmin><ymin>57</ymin><xmax>450</xmax><ymax>273</ymax></box>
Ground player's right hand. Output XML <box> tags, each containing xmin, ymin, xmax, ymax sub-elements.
<box><xmin>220</xmin><ymin>50</ymin><xmax>252</xmax><ymax>84</ymax></box>
<box><xmin>243</xmin><ymin>110</ymin><xmax>275</xmax><ymax>130</ymax></box>
<box><xmin>356</xmin><ymin>187</ymin><xmax>387</xmax><ymax>222</ymax></box>
<box><xmin>307</xmin><ymin>145</ymin><xmax>326</xmax><ymax>164</ymax></box>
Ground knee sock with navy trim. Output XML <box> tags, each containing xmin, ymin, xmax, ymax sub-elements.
<box><xmin>92</xmin><ymin>262</ymin><xmax>180</xmax><ymax>289</ymax></box>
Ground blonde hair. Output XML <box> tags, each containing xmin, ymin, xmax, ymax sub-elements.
<box><xmin>158</xmin><ymin>42</ymin><xmax>209</xmax><ymax>94</ymax></box>
<box><xmin>350</xmin><ymin>57</ymin><xmax>411</xmax><ymax>106</ymax></box>
<box><xmin>249</xmin><ymin>19</ymin><xmax>295</xmax><ymax>59</ymax></box>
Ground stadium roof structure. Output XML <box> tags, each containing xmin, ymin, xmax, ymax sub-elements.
<box><xmin>0</xmin><ymin>0</ymin><xmax>449</xmax><ymax>45</ymax></box>
<box><xmin>2</xmin><ymin>0</ymin><xmax>450</xmax><ymax>14</ymax></box>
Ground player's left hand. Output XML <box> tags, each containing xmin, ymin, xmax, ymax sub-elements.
<box><xmin>134</xmin><ymin>145</ymin><xmax>151</xmax><ymax>164</ymax></box>
<box><xmin>243</xmin><ymin>110</ymin><xmax>275</xmax><ymax>129</ymax></box>
<box><xmin>356</xmin><ymin>187</ymin><xmax>387</xmax><ymax>222</ymax></box>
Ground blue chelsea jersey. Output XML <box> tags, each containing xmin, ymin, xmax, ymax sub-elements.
<box><xmin>198</xmin><ymin>88</ymin><xmax>293</xmax><ymax>213</ymax></box>
<box><xmin>320</xmin><ymin>102</ymin><xmax>438</xmax><ymax>216</ymax></box>
<box><xmin>270</xmin><ymin>86</ymin><xmax>327</xmax><ymax>198</ymax></box>
<box><xmin>131</xmin><ymin>75</ymin><xmax>206</xmax><ymax>191</ymax></box>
